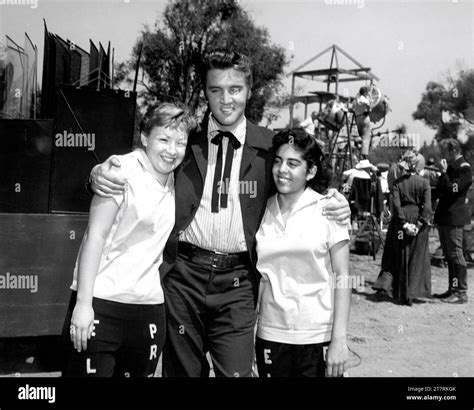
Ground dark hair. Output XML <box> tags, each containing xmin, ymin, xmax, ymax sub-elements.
<box><xmin>200</xmin><ymin>49</ymin><xmax>253</xmax><ymax>89</ymax></box>
<box><xmin>272</xmin><ymin>128</ymin><xmax>331</xmax><ymax>193</ymax></box>
<box><xmin>359</xmin><ymin>86</ymin><xmax>369</xmax><ymax>96</ymax></box>
<box><xmin>140</xmin><ymin>102</ymin><xmax>198</xmax><ymax>137</ymax></box>
<box><xmin>439</xmin><ymin>138</ymin><xmax>461</xmax><ymax>153</ymax></box>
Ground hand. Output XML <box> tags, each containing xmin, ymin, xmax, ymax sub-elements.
<box><xmin>403</xmin><ymin>223</ymin><xmax>418</xmax><ymax>236</ymax></box>
<box><xmin>323</xmin><ymin>188</ymin><xmax>351</xmax><ymax>225</ymax></box>
<box><xmin>326</xmin><ymin>338</ymin><xmax>348</xmax><ymax>377</ymax></box>
<box><xmin>70</xmin><ymin>302</ymin><xmax>95</xmax><ymax>352</ymax></box>
<box><xmin>439</xmin><ymin>159</ymin><xmax>448</xmax><ymax>173</ymax></box>
<box><xmin>91</xmin><ymin>155</ymin><xmax>126</xmax><ymax>197</ymax></box>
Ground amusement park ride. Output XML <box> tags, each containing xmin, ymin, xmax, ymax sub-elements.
<box><xmin>288</xmin><ymin>45</ymin><xmax>392</xmax><ymax>257</ymax></box>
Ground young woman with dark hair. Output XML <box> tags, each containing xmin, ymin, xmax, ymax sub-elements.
<box><xmin>255</xmin><ymin>128</ymin><xmax>351</xmax><ymax>378</ymax></box>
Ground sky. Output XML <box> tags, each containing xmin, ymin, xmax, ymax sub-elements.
<box><xmin>1</xmin><ymin>0</ymin><xmax>473</xmax><ymax>145</ymax></box>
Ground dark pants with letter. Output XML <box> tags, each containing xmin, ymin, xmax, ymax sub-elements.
<box><xmin>438</xmin><ymin>225</ymin><xmax>468</xmax><ymax>295</ymax></box>
<box><xmin>62</xmin><ymin>292</ymin><xmax>165</xmax><ymax>377</ymax></box>
<box><xmin>255</xmin><ymin>337</ymin><xmax>330</xmax><ymax>377</ymax></box>
<box><xmin>162</xmin><ymin>243</ymin><xmax>258</xmax><ymax>377</ymax></box>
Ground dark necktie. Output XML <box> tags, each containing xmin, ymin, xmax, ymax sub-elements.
<box><xmin>210</xmin><ymin>131</ymin><xmax>242</xmax><ymax>213</ymax></box>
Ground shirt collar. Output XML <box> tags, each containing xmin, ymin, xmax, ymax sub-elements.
<box><xmin>207</xmin><ymin>114</ymin><xmax>246</xmax><ymax>146</ymax></box>
<box><xmin>134</xmin><ymin>148</ymin><xmax>174</xmax><ymax>191</ymax></box>
<box><xmin>268</xmin><ymin>187</ymin><xmax>323</xmax><ymax>220</ymax></box>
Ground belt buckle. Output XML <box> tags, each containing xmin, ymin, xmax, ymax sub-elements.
<box><xmin>211</xmin><ymin>254</ymin><xmax>220</xmax><ymax>268</ymax></box>
<box><xmin>211</xmin><ymin>250</ymin><xmax>228</xmax><ymax>268</ymax></box>
<box><xmin>211</xmin><ymin>251</ymin><xmax>225</xmax><ymax>268</ymax></box>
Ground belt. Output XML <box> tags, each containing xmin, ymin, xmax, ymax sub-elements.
<box><xmin>178</xmin><ymin>242</ymin><xmax>249</xmax><ymax>269</ymax></box>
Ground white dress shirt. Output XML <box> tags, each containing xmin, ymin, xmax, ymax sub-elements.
<box><xmin>180</xmin><ymin>114</ymin><xmax>248</xmax><ymax>253</ymax></box>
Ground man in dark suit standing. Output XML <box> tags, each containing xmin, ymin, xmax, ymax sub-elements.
<box><xmin>90</xmin><ymin>49</ymin><xmax>350</xmax><ymax>376</ymax></box>
<box><xmin>434</xmin><ymin>138</ymin><xmax>472</xmax><ymax>304</ymax></box>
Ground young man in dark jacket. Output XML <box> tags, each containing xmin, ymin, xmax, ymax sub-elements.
<box><xmin>434</xmin><ymin>138</ymin><xmax>472</xmax><ymax>304</ymax></box>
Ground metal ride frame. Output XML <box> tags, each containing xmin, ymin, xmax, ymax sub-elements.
<box><xmin>288</xmin><ymin>44</ymin><xmax>379</xmax><ymax>171</ymax></box>
<box><xmin>326</xmin><ymin>110</ymin><xmax>357</xmax><ymax>178</ymax></box>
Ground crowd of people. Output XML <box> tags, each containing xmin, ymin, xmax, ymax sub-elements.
<box><xmin>372</xmin><ymin>141</ymin><xmax>472</xmax><ymax>305</ymax></box>
<box><xmin>299</xmin><ymin>83</ymin><xmax>472</xmax><ymax>308</ymax></box>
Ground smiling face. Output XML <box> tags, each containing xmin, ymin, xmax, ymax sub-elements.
<box><xmin>205</xmin><ymin>68</ymin><xmax>251</xmax><ymax>130</ymax></box>
<box><xmin>272</xmin><ymin>143</ymin><xmax>317</xmax><ymax>202</ymax></box>
<box><xmin>141</xmin><ymin>125</ymin><xmax>188</xmax><ymax>185</ymax></box>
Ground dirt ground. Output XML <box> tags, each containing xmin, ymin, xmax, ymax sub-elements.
<box><xmin>346</xmin><ymin>245</ymin><xmax>473</xmax><ymax>377</ymax></box>
<box><xmin>0</xmin><ymin>229</ymin><xmax>472</xmax><ymax>378</ymax></box>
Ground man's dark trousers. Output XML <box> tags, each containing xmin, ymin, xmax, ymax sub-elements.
<box><xmin>162</xmin><ymin>247</ymin><xmax>257</xmax><ymax>377</ymax></box>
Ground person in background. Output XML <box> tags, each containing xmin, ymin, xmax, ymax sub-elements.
<box><xmin>344</xmin><ymin>159</ymin><xmax>381</xmax><ymax>230</ymax></box>
<box><xmin>62</xmin><ymin>103</ymin><xmax>197</xmax><ymax>377</ymax></box>
<box><xmin>342</xmin><ymin>158</ymin><xmax>376</xmax><ymax>190</ymax></box>
<box><xmin>300</xmin><ymin>111</ymin><xmax>326</xmax><ymax>151</ymax></box>
<box><xmin>300</xmin><ymin>111</ymin><xmax>318</xmax><ymax>137</ymax></box>
<box><xmin>255</xmin><ymin>128</ymin><xmax>351</xmax><ymax>377</ymax></box>
<box><xmin>414</xmin><ymin>150</ymin><xmax>425</xmax><ymax>174</ymax></box>
<box><xmin>352</xmin><ymin>86</ymin><xmax>372</xmax><ymax>159</ymax></box>
<box><xmin>387</xmin><ymin>154</ymin><xmax>409</xmax><ymax>193</ymax></box>
<box><xmin>420</xmin><ymin>157</ymin><xmax>441</xmax><ymax>213</ymax></box>
<box><xmin>373</xmin><ymin>151</ymin><xmax>432</xmax><ymax>305</ymax></box>
<box><xmin>433</xmin><ymin>138</ymin><xmax>471</xmax><ymax>304</ymax></box>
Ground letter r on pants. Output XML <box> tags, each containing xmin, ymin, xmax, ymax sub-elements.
<box><xmin>149</xmin><ymin>344</ymin><xmax>157</xmax><ymax>360</ymax></box>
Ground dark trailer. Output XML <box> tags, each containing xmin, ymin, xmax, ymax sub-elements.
<box><xmin>0</xmin><ymin>25</ymin><xmax>137</xmax><ymax>338</ymax></box>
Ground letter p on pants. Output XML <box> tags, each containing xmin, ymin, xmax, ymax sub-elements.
<box><xmin>149</xmin><ymin>323</ymin><xmax>157</xmax><ymax>339</ymax></box>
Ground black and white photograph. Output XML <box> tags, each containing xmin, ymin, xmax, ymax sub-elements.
<box><xmin>0</xmin><ymin>0</ymin><xmax>473</xmax><ymax>408</ymax></box>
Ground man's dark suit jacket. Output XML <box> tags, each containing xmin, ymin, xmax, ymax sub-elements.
<box><xmin>434</xmin><ymin>156</ymin><xmax>472</xmax><ymax>226</ymax></box>
<box><xmin>160</xmin><ymin>119</ymin><xmax>275</xmax><ymax>279</ymax></box>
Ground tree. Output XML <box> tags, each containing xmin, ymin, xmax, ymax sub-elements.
<box><xmin>412</xmin><ymin>67</ymin><xmax>474</xmax><ymax>166</ymax></box>
<box><xmin>116</xmin><ymin>0</ymin><xmax>287</xmax><ymax>124</ymax></box>
<box><xmin>412</xmin><ymin>68</ymin><xmax>474</xmax><ymax>139</ymax></box>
